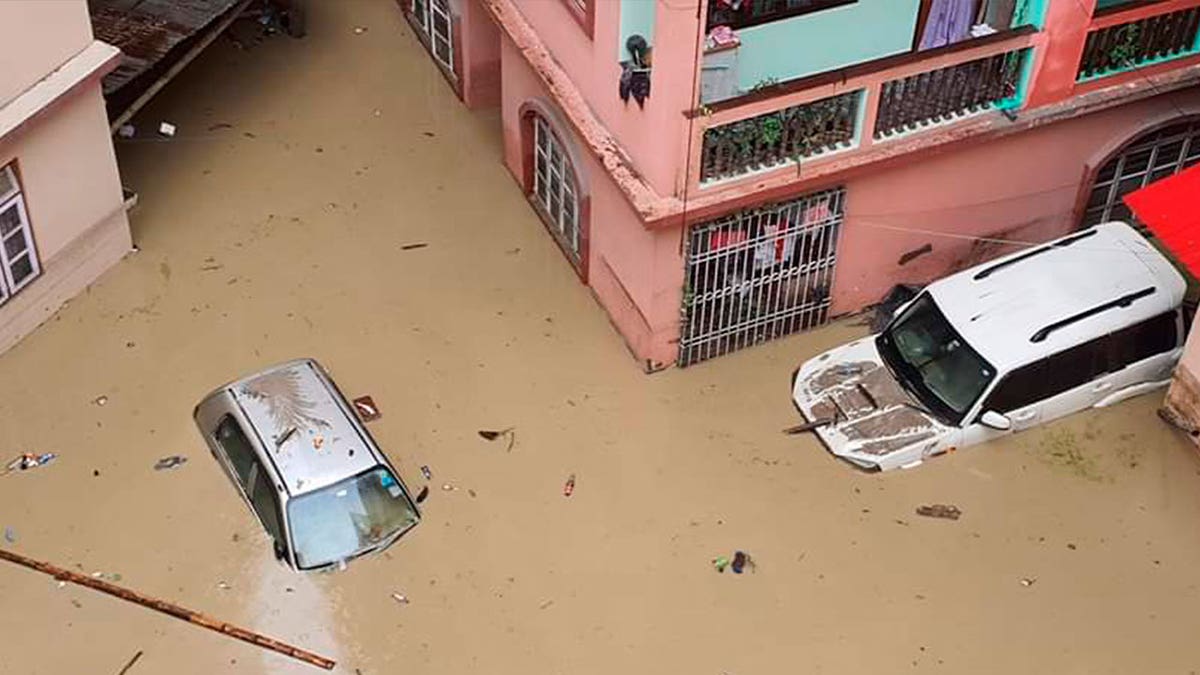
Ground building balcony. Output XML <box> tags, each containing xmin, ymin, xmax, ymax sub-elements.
<box><xmin>695</xmin><ymin>27</ymin><xmax>1035</xmax><ymax>185</ymax></box>
<box><xmin>700</xmin><ymin>0</ymin><xmax>1041</xmax><ymax>107</ymax></box>
<box><xmin>1078</xmin><ymin>2</ymin><xmax>1200</xmax><ymax>80</ymax></box>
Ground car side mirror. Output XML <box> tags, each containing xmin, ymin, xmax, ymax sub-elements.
<box><xmin>980</xmin><ymin>410</ymin><xmax>1012</xmax><ymax>431</ymax></box>
<box><xmin>273</xmin><ymin>540</ymin><xmax>287</xmax><ymax>562</ymax></box>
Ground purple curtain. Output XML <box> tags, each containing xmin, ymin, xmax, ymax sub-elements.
<box><xmin>919</xmin><ymin>0</ymin><xmax>976</xmax><ymax>50</ymax></box>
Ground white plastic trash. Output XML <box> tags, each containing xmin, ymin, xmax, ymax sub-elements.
<box><xmin>158</xmin><ymin>122</ymin><xmax>177</xmax><ymax>137</ymax></box>
<box><xmin>117</xmin><ymin>124</ymin><xmax>136</xmax><ymax>138</ymax></box>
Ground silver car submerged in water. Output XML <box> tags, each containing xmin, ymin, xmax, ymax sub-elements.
<box><xmin>194</xmin><ymin>359</ymin><xmax>421</xmax><ymax>571</ymax></box>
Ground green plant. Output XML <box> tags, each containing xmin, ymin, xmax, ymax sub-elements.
<box><xmin>759</xmin><ymin>115</ymin><xmax>783</xmax><ymax>145</ymax></box>
<box><xmin>749</xmin><ymin>77</ymin><xmax>779</xmax><ymax>92</ymax></box>
<box><xmin>1108</xmin><ymin>23</ymin><xmax>1142</xmax><ymax>68</ymax></box>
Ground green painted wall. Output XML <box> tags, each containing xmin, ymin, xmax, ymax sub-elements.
<box><xmin>619</xmin><ymin>0</ymin><xmax>656</xmax><ymax>62</ymax></box>
<box><xmin>735</xmin><ymin>0</ymin><xmax>921</xmax><ymax>90</ymax></box>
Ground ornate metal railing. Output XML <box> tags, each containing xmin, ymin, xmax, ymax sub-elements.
<box><xmin>874</xmin><ymin>47</ymin><xmax>1027</xmax><ymax>139</ymax></box>
<box><xmin>1077</xmin><ymin>6</ymin><xmax>1200</xmax><ymax>79</ymax></box>
<box><xmin>700</xmin><ymin>90</ymin><xmax>860</xmax><ymax>182</ymax></box>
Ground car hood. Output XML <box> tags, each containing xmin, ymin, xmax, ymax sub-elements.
<box><xmin>791</xmin><ymin>337</ymin><xmax>949</xmax><ymax>470</ymax></box>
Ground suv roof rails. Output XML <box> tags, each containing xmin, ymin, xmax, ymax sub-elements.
<box><xmin>1030</xmin><ymin>286</ymin><xmax>1156</xmax><ymax>343</ymax></box>
<box><xmin>974</xmin><ymin>228</ymin><xmax>1098</xmax><ymax>281</ymax></box>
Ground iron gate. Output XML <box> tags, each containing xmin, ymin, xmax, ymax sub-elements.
<box><xmin>678</xmin><ymin>187</ymin><xmax>844</xmax><ymax>366</ymax></box>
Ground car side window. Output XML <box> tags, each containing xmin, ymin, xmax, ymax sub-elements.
<box><xmin>983</xmin><ymin>337</ymin><xmax>1109</xmax><ymax>414</ymax></box>
<box><xmin>1107</xmin><ymin>311</ymin><xmax>1178</xmax><ymax>370</ymax></box>
<box><xmin>249</xmin><ymin>466</ymin><xmax>285</xmax><ymax>544</ymax></box>
<box><xmin>215</xmin><ymin>415</ymin><xmax>257</xmax><ymax>487</ymax></box>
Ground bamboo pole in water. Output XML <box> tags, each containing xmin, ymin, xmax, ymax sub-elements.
<box><xmin>0</xmin><ymin>547</ymin><xmax>335</xmax><ymax>671</ymax></box>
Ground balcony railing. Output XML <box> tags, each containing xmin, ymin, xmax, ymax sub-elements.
<box><xmin>1077</xmin><ymin>6</ymin><xmax>1200</xmax><ymax>79</ymax></box>
<box><xmin>700</xmin><ymin>90</ymin><xmax>860</xmax><ymax>182</ymax></box>
<box><xmin>705</xmin><ymin>0</ymin><xmax>855</xmax><ymax>32</ymax></box>
<box><xmin>874</xmin><ymin>47</ymin><xmax>1027</xmax><ymax>139</ymax></box>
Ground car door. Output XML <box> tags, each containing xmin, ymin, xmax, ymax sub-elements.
<box><xmin>967</xmin><ymin>337</ymin><xmax>1110</xmax><ymax>438</ymax></box>
<box><xmin>214</xmin><ymin>416</ymin><xmax>288</xmax><ymax>558</ymax></box>
<box><xmin>214</xmin><ymin>414</ymin><xmax>257</xmax><ymax>491</ymax></box>
<box><xmin>1097</xmin><ymin>311</ymin><xmax>1181</xmax><ymax>402</ymax></box>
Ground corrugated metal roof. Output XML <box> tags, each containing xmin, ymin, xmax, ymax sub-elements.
<box><xmin>90</xmin><ymin>0</ymin><xmax>242</xmax><ymax>97</ymax></box>
<box><xmin>1124</xmin><ymin>164</ymin><xmax>1200</xmax><ymax>278</ymax></box>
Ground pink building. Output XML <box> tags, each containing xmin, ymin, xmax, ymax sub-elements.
<box><xmin>0</xmin><ymin>1</ymin><xmax>132</xmax><ymax>356</ymax></box>
<box><xmin>401</xmin><ymin>0</ymin><xmax>1200</xmax><ymax>370</ymax></box>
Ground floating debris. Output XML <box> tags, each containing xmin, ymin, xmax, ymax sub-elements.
<box><xmin>154</xmin><ymin>456</ymin><xmax>188</xmax><ymax>471</ymax></box>
<box><xmin>478</xmin><ymin>427</ymin><xmax>516</xmax><ymax>451</ymax></box>
<box><xmin>563</xmin><ymin>474</ymin><xmax>576</xmax><ymax>497</ymax></box>
<box><xmin>158</xmin><ymin>122</ymin><xmax>177</xmax><ymax>137</ymax></box>
<box><xmin>3</xmin><ymin>527</ymin><xmax>15</xmax><ymax>544</ymax></box>
<box><xmin>400</xmin><ymin>242</ymin><xmax>428</xmax><ymax>251</ymax></box>
<box><xmin>415</xmin><ymin>486</ymin><xmax>429</xmax><ymax>503</ymax></box>
<box><xmin>352</xmin><ymin>396</ymin><xmax>380</xmax><ymax>422</ymax></box>
<box><xmin>1020</xmin><ymin>577</ymin><xmax>1036</xmax><ymax>587</ymax></box>
<box><xmin>713</xmin><ymin>556</ymin><xmax>730</xmax><ymax>573</ymax></box>
<box><xmin>5</xmin><ymin>453</ymin><xmax>57</xmax><ymax>474</ymax></box>
<box><xmin>731</xmin><ymin>550</ymin><xmax>755</xmax><ymax>574</ymax></box>
<box><xmin>391</xmin><ymin>592</ymin><xmax>409</xmax><ymax>605</ymax></box>
<box><xmin>420</xmin><ymin>465</ymin><xmax>432</xmax><ymax>480</ymax></box>
<box><xmin>916</xmin><ymin>504</ymin><xmax>962</xmax><ymax>520</ymax></box>
<box><xmin>94</xmin><ymin>395</ymin><xmax>109</xmax><ymax>406</ymax></box>
<box><xmin>353</xmin><ymin>26</ymin><xmax>368</xmax><ymax>34</ymax></box>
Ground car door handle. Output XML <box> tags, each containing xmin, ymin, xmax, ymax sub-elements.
<box><xmin>1013</xmin><ymin>410</ymin><xmax>1037</xmax><ymax>421</ymax></box>
<box><xmin>1092</xmin><ymin>381</ymin><xmax>1113</xmax><ymax>393</ymax></box>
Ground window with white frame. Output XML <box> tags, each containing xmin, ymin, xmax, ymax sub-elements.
<box><xmin>532</xmin><ymin>115</ymin><xmax>581</xmax><ymax>263</ymax></box>
<box><xmin>0</xmin><ymin>164</ymin><xmax>40</xmax><ymax>305</ymax></box>
<box><xmin>412</xmin><ymin>0</ymin><xmax>454</xmax><ymax>73</ymax></box>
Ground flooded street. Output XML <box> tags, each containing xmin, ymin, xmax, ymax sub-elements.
<box><xmin>3</xmin><ymin>1</ymin><xmax>1200</xmax><ymax>673</ymax></box>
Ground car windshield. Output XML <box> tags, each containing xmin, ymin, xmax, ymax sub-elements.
<box><xmin>877</xmin><ymin>293</ymin><xmax>995</xmax><ymax>424</ymax></box>
<box><xmin>287</xmin><ymin>466</ymin><xmax>418</xmax><ymax>570</ymax></box>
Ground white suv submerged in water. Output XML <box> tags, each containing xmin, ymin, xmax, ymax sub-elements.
<box><xmin>791</xmin><ymin>222</ymin><xmax>1186</xmax><ymax>471</ymax></box>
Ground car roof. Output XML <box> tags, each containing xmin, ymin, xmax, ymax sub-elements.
<box><xmin>226</xmin><ymin>359</ymin><xmax>380</xmax><ymax>496</ymax></box>
<box><xmin>927</xmin><ymin>221</ymin><xmax>1186</xmax><ymax>372</ymax></box>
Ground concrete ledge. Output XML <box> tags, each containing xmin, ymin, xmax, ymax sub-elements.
<box><xmin>0</xmin><ymin>41</ymin><xmax>122</xmax><ymax>142</ymax></box>
<box><xmin>0</xmin><ymin>206</ymin><xmax>132</xmax><ymax>358</ymax></box>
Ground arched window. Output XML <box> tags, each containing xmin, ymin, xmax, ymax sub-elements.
<box><xmin>1083</xmin><ymin>119</ymin><xmax>1200</xmax><ymax>228</ymax></box>
<box><xmin>531</xmin><ymin>114</ymin><xmax>581</xmax><ymax>265</ymax></box>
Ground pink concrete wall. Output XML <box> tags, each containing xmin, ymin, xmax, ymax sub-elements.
<box><xmin>0</xmin><ymin>81</ymin><xmax>131</xmax><ymax>355</ymax></box>
<box><xmin>831</xmin><ymin>86</ymin><xmax>1200</xmax><ymax>314</ymax></box>
<box><xmin>460</xmin><ymin>0</ymin><xmax>502</xmax><ymax>108</ymax></box>
<box><xmin>509</xmin><ymin>0</ymin><xmax>700</xmax><ymax>199</ymax></box>
<box><xmin>1</xmin><ymin>83</ymin><xmax>128</xmax><ymax>261</ymax></box>
<box><xmin>0</xmin><ymin>0</ymin><xmax>93</xmax><ymax>106</ymax></box>
<box><xmin>1179</xmin><ymin>321</ymin><xmax>1200</xmax><ymax>377</ymax></box>
<box><xmin>499</xmin><ymin>34</ymin><xmax>683</xmax><ymax>366</ymax></box>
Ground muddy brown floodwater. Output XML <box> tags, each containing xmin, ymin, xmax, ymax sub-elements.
<box><xmin>3</xmin><ymin>2</ymin><xmax>1200</xmax><ymax>673</ymax></box>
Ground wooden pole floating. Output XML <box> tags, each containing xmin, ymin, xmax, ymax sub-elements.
<box><xmin>0</xmin><ymin>547</ymin><xmax>335</xmax><ymax>671</ymax></box>
<box><xmin>116</xmin><ymin>650</ymin><xmax>143</xmax><ymax>675</ymax></box>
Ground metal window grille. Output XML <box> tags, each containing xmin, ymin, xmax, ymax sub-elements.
<box><xmin>0</xmin><ymin>165</ymin><xmax>41</xmax><ymax>304</ymax></box>
<box><xmin>533</xmin><ymin>115</ymin><xmax>580</xmax><ymax>259</ymax></box>
<box><xmin>1083</xmin><ymin>119</ymin><xmax>1200</xmax><ymax>229</ymax></box>
<box><xmin>678</xmin><ymin>187</ymin><xmax>844</xmax><ymax>366</ymax></box>
<box><xmin>412</xmin><ymin>0</ymin><xmax>454</xmax><ymax>73</ymax></box>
